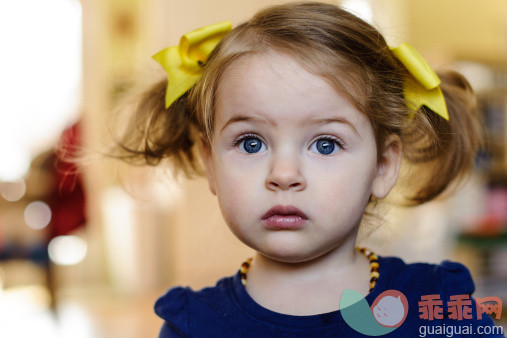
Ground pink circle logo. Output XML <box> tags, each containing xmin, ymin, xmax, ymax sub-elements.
<box><xmin>371</xmin><ymin>290</ymin><xmax>409</xmax><ymax>328</ymax></box>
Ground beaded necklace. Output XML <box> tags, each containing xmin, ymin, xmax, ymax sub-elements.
<box><xmin>239</xmin><ymin>246</ymin><xmax>379</xmax><ymax>292</ymax></box>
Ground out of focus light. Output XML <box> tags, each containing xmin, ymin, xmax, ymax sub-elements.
<box><xmin>24</xmin><ymin>201</ymin><xmax>52</xmax><ymax>230</ymax></box>
<box><xmin>0</xmin><ymin>0</ymin><xmax>82</xmax><ymax>181</ymax></box>
<box><xmin>0</xmin><ymin>285</ymin><xmax>58</xmax><ymax>337</ymax></box>
<box><xmin>58</xmin><ymin>302</ymin><xmax>95</xmax><ymax>338</ymax></box>
<box><xmin>0</xmin><ymin>285</ymin><xmax>95</xmax><ymax>338</ymax></box>
<box><xmin>48</xmin><ymin>235</ymin><xmax>87</xmax><ymax>266</ymax></box>
<box><xmin>0</xmin><ymin>147</ymin><xmax>31</xmax><ymax>181</ymax></box>
<box><xmin>341</xmin><ymin>0</ymin><xmax>373</xmax><ymax>24</ymax></box>
<box><xmin>0</xmin><ymin>179</ymin><xmax>27</xmax><ymax>202</ymax></box>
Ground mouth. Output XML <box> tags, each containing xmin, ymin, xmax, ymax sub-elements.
<box><xmin>261</xmin><ymin>205</ymin><xmax>308</xmax><ymax>229</ymax></box>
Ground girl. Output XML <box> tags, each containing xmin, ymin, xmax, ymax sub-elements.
<box><xmin>116</xmin><ymin>2</ymin><xmax>503</xmax><ymax>337</ymax></box>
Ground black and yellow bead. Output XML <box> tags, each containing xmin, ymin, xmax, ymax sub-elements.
<box><xmin>356</xmin><ymin>246</ymin><xmax>380</xmax><ymax>292</ymax></box>
<box><xmin>240</xmin><ymin>257</ymin><xmax>253</xmax><ymax>286</ymax></box>
<box><xmin>239</xmin><ymin>247</ymin><xmax>380</xmax><ymax>293</ymax></box>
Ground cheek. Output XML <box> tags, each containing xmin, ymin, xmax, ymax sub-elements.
<box><xmin>309</xmin><ymin>158</ymin><xmax>372</xmax><ymax>193</ymax></box>
<box><xmin>306</xmin><ymin>158</ymin><xmax>375</xmax><ymax>216</ymax></box>
<box><xmin>214</xmin><ymin>156</ymin><xmax>259</xmax><ymax>196</ymax></box>
<box><xmin>213</xmin><ymin>158</ymin><xmax>262</xmax><ymax>221</ymax></box>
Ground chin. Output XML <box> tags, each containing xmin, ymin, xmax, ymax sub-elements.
<box><xmin>256</xmin><ymin>240</ymin><xmax>328</xmax><ymax>264</ymax></box>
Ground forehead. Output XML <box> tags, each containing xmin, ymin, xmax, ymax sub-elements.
<box><xmin>218</xmin><ymin>51</ymin><xmax>328</xmax><ymax>98</ymax></box>
<box><xmin>214</xmin><ymin>51</ymin><xmax>368</xmax><ymax>129</ymax></box>
<box><xmin>218</xmin><ymin>50</ymin><xmax>329</xmax><ymax>89</ymax></box>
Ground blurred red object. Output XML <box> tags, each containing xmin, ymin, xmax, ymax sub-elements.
<box><xmin>465</xmin><ymin>215</ymin><xmax>504</xmax><ymax>237</ymax></box>
<box><xmin>46</xmin><ymin>122</ymin><xmax>86</xmax><ymax>239</ymax></box>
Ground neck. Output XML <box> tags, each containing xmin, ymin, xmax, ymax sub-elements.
<box><xmin>244</xmin><ymin>238</ymin><xmax>371</xmax><ymax>315</ymax></box>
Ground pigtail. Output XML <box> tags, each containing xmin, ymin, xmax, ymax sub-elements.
<box><xmin>401</xmin><ymin>70</ymin><xmax>483</xmax><ymax>204</ymax></box>
<box><xmin>112</xmin><ymin>79</ymin><xmax>203</xmax><ymax>177</ymax></box>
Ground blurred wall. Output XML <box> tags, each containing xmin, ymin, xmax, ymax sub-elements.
<box><xmin>407</xmin><ymin>0</ymin><xmax>507</xmax><ymax>63</ymax></box>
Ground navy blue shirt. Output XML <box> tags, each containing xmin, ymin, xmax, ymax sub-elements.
<box><xmin>155</xmin><ymin>256</ymin><xmax>504</xmax><ymax>337</ymax></box>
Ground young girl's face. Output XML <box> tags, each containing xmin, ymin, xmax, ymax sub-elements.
<box><xmin>202</xmin><ymin>51</ymin><xmax>399</xmax><ymax>263</ymax></box>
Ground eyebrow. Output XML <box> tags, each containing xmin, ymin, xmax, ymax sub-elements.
<box><xmin>309</xmin><ymin>118</ymin><xmax>360</xmax><ymax>137</ymax></box>
<box><xmin>220</xmin><ymin>114</ymin><xmax>360</xmax><ymax>137</ymax></box>
<box><xmin>220</xmin><ymin>115</ymin><xmax>276</xmax><ymax>134</ymax></box>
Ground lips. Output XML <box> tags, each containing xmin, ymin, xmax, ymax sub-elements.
<box><xmin>262</xmin><ymin>205</ymin><xmax>308</xmax><ymax>229</ymax></box>
<box><xmin>262</xmin><ymin>205</ymin><xmax>308</xmax><ymax>219</ymax></box>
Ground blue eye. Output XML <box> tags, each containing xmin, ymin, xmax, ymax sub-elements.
<box><xmin>238</xmin><ymin>136</ymin><xmax>266</xmax><ymax>154</ymax></box>
<box><xmin>310</xmin><ymin>137</ymin><xmax>342</xmax><ymax>155</ymax></box>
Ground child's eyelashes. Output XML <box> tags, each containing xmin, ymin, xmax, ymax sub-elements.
<box><xmin>233</xmin><ymin>134</ymin><xmax>345</xmax><ymax>156</ymax></box>
<box><xmin>234</xmin><ymin>134</ymin><xmax>267</xmax><ymax>154</ymax></box>
<box><xmin>309</xmin><ymin>136</ymin><xmax>344</xmax><ymax>156</ymax></box>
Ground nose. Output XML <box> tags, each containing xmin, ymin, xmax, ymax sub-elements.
<box><xmin>265</xmin><ymin>153</ymin><xmax>306</xmax><ymax>191</ymax></box>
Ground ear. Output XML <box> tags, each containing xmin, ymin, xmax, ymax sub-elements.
<box><xmin>200</xmin><ymin>137</ymin><xmax>217</xmax><ymax>195</ymax></box>
<box><xmin>371</xmin><ymin>135</ymin><xmax>402</xmax><ymax>199</ymax></box>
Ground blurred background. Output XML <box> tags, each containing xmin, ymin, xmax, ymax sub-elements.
<box><xmin>0</xmin><ymin>0</ymin><xmax>506</xmax><ymax>336</ymax></box>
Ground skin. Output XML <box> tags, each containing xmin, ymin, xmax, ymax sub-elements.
<box><xmin>201</xmin><ymin>51</ymin><xmax>402</xmax><ymax>315</ymax></box>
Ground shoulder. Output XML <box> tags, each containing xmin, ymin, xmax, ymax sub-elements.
<box><xmin>154</xmin><ymin>286</ymin><xmax>190</xmax><ymax>336</ymax></box>
<box><xmin>155</xmin><ymin>275</ymin><xmax>235</xmax><ymax>320</ymax></box>
<box><xmin>154</xmin><ymin>275</ymin><xmax>236</xmax><ymax>336</ymax></box>
<box><xmin>379</xmin><ymin>255</ymin><xmax>475</xmax><ymax>297</ymax></box>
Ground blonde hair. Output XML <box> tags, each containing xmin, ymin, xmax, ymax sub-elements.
<box><xmin>115</xmin><ymin>2</ymin><xmax>482</xmax><ymax>205</ymax></box>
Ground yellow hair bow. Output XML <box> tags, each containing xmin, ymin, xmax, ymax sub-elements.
<box><xmin>152</xmin><ymin>21</ymin><xmax>232</xmax><ymax>108</ymax></box>
<box><xmin>390</xmin><ymin>43</ymin><xmax>449</xmax><ymax>121</ymax></box>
